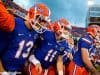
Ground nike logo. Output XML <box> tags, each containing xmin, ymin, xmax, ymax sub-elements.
<box><xmin>48</xmin><ymin>43</ymin><xmax>52</xmax><ymax>45</ymax></box>
<box><xmin>18</xmin><ymin>33</ymin><xmax>24</xmax><ymax>36</ymax></box>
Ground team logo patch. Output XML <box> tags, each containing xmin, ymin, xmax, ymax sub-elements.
<box><xmin>59</xmin><ymin>47</ymin><xmax>65</xmax><ymax>51</ymax></box>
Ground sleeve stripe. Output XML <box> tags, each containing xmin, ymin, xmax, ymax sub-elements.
<box><xmin>82</xmin><ymin>38</ymin><xmax>91</xmax><ymax>44</ymax></box>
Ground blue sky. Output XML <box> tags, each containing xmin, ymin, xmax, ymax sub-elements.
<box><xmin>13</xmin><ymin>0</ymin><xmax>100</xmax><ymax>27</ymax></box>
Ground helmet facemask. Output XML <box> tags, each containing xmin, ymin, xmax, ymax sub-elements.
<box><xmin>87</xmin><ymin>25</ymin><xmax>100</xmax><ymax>38</ymax></box>
<box><xmin>53</xmin><ymin>19</ymin><xmax>71</xmax><ymax>40</ymax></box>
<box><xmin>60</xmin><ymin>22</ymin><xmax>72</xmax><ymax>39</ymax></box>
<box><xmin>30</xmin><ymin>15</ymin><xmax>49</xmax><ymax>33</ymax></box>
<box><xmin>28</xmin><ymin>3</ymin><xmax>51</xmax><ymax>33</ymax></box>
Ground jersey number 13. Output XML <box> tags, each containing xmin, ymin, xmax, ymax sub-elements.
<box><xmin>15</xmin><ymin>40</ymin><xmax>34</xmax><ymax>58</ymax></box>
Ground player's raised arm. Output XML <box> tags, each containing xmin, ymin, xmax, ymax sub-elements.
<box><xmin>0</xmin><ymin>1</ymin><xmax>15</xmax><ymax>32</ymax></box>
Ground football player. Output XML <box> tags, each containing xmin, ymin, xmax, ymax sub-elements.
<box><xmin>68</xmin><ymin>24</ymin><xmax>100</xmax><ymax>75</ymax></box>
<box><xmin>0</xmin><ymin>1</ymin><xmax>50</xmax><ymax>74</ymax></box>
<box><xmin>27</xmin><ymin>18</ymin><xmax>72</xmax><ymax>75</ymax></box>
<box><xmin>56</xmin><ymin>19</ymin><xmax>73</xmax><ymax>75</ymax></box>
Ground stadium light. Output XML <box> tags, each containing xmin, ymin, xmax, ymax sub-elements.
<box><xmin>88</xmin><ymin>0</ymin><xmax>94</xmax><ymax>7</ymax></box>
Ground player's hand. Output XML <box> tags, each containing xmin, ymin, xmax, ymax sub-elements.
<box><xmin>35</xmin><ymin>63</ymin><xmax>42</xmax><ymax>75</ymax></box>
<box><xmin>67</xmin><ymin>53</ymin><xmax>73</xmax><ymax>60</ymax></box>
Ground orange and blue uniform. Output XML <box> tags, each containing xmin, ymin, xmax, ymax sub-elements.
<box><xmin>68</xmin><ymin>34</ymin><xmax>95</xmax><ymax>75</ymax></box>
<box><xmin>0</xmin><ymin>3</ymin><xmax>39</xmax><ymax>72</ymax></box>
<box><xmin>28</xmin><ymin>30</ymin><xmax>70</xmax><ymax>75</ymax></box>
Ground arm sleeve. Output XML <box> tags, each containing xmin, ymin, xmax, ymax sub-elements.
<box><xmin>0</xmin><ymin>2</ymin><xmax>15</xmax><ymax>32</ymax></box>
